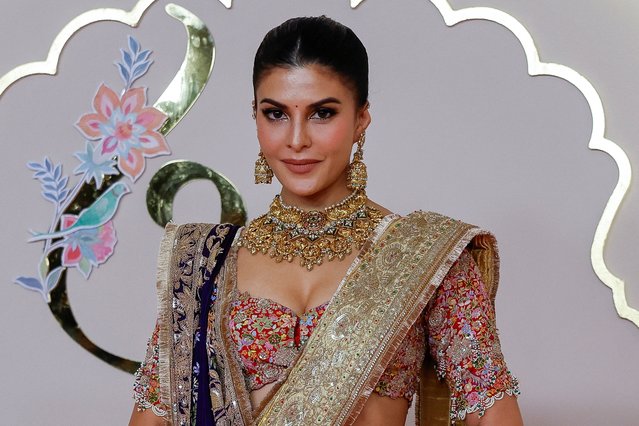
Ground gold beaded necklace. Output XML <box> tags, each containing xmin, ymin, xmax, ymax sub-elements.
<box><xmin>238</xmin><ymin>190</ymin><xmax>384</xmax><ymax>270</ymax></box>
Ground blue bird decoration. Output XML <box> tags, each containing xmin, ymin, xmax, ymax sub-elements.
<box><xmin>28</xmin><ymin>182</ymin><xmax>130</xmax><ymax>242</ymax></box>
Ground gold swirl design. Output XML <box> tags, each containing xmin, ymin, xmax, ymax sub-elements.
<box><xmin>430</xmin><ymin>0</ymin><xmax>637</xmax><ymax>327</ymax></box>
<box><xmin>147</xmin><ymin>160</ymin><xmax>246</xmax><ymax>227</ymax></box>
<box><xmin>154</xmin><ymin>4</ymin><xmax>216</xmax><ymax>135</ymax></box>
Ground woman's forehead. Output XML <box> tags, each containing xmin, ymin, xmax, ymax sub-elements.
<box><xmin>256</xmin><ymin>65</ymin><xmax>357</xmax><ymax>104</ymax></box>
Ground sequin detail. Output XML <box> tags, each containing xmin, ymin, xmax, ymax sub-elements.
<box><xmin>132</xmin><ymin>322</ymin><xmax>169</xmax><ymax>417</ymax></box>
<box><xmin>229</xmin><ymin>291</ymin><xmax>328</xmax><ymax>391</ymax></box>
<box><xmin>134</xmin><ymin>249</ymin><xmax>519</xmax><ymax>419</ymax></box>
<box><xmin>426</xmin><ymin>249</ymin><xmax>520</xmax><ymax>420</ymax></box>
<box><xmin>229</xmin><ymin>293</ymin><xmax>421</xmax><ymax>401</ymax></box>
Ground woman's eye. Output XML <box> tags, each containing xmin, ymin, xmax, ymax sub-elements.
<box><xmin>263</xmin><ymin>109</ymin><xmax>287</xmax><ymax>121</ymax></box>
<box><xmin>310</xmin><ymin>108</ymin><xmax>335</xmax><ymax>120</ymax></box>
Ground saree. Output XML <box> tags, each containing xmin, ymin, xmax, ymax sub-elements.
<box><xmin>147</xmin><ymin>211</ymin><xmax>502</xmax><ymax>425</ymax></box>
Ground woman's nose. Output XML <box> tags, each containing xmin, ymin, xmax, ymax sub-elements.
<box><xmin>289</xmin><ymin>121</ymin><xmax>311</xmax><ymax>151</ymax></box>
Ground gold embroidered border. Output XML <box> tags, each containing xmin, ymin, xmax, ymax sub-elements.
<box><xmin>256</xmin><ymin>211</ymin><xmax>491</xmax><ymax>425</ymax></box>
<box><xmin>158</xmin><ymin>223</ymin><xmax>214</xmax><ymax>425</ymax></box>
<box><xmin>156</xmin><ymin>222</ymin><xmax>178</xmax><ymax>418</ymax></box>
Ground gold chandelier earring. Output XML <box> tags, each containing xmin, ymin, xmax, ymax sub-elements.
<box><xmin>254</xmin><ymin>152</ymin><xmax>273</xmax><ymax>184</ymax></box>
<box><xmin>347</xmin><ymin>132</ymin><xmax>367</xmax><ymax>190</ymax></box>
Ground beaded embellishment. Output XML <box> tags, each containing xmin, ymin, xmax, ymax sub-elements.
<box><xmin>238</xmin><ymin>190</ymin><xmax>384</xmax><ymax>270</ymax></box>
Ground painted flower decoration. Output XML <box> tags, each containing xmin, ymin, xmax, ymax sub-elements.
<box><xmin>60</xmin><ymin>214</ymin><xmax>117</xmax><ymax>278</ymax></box>
<box><xmin>76</xmin><ymin>84</ymin><xmax>169</xmax><ymax>181</ymax></box>
<box><xmin>73</xmin><ymin>140</ymin><xmax>118</xmax><ymax>189</ymax></box>
<box><xmin>16</xmin><ymin>36</ymin><xmax>164</xmax><ymax>303</ymax></box>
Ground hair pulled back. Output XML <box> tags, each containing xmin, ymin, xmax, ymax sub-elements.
<box><xmin>253</xmin><ymin>16</ymin><xmax>369</xmax><ymax>107</ymax></box>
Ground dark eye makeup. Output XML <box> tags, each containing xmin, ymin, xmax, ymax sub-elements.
<box><xmin>311</xmin><ymin>107</ymin><xmax>337</xmax><ymax>120</ymax></box>
<box><xmin>261</xmin><ymin>108</ymin><xmax>287</xmax><ymax>121</ymax></box>
<box><xmin>259</xmin><ymin>103</ymin><xmax>339</xmax><ymax>122</ymax></box>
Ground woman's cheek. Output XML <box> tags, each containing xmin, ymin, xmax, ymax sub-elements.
<box><xmin>312</xmin><ymin>124</ymin><xmax>349</xmax><ymax>149</ymax></box>
<box><xmin>257</xmin><ymin>126</ymin><xmax>284</xmax><ymax>152</ymax></box>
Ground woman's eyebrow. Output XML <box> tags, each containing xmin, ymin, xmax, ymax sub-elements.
<box><xmin>258</xmin><ymin>97</ymin><xmax>342</xmax><ymax>109</ymax></box>
<box><xmin>259</xmin><ymin>98</ymin><xmax>286</xmax><ymax>108</ymax></box>
<box><xmin>309</xmin><ymin>97</ymin><xmax>341</xmax><ymax>108</ymax></box>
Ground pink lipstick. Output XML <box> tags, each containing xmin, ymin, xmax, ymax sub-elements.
<box><xmin>281</xmin><ymin>159</ymin><xmax>320</xmax><ymax>174</ymax></box>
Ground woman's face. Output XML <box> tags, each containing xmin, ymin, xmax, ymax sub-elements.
<box><xmin>254</xmin><ymin>64</ymin><xmax>370</xmax><ymax>207</ymax></box>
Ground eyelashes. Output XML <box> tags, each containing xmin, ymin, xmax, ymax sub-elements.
<box><xmin>262</xmin><ymin>108</ymin><xmax>286</xmax><ymax>121</ymax></box>
<box><xmin>311</xmin><ymin>107</ymin><xmax>336</xmax><ymax>120</ymax></box>
<box><xmin>260</xmin><ymin>107</ymin><xmax>338</xmax><ymax>122</ymax></box>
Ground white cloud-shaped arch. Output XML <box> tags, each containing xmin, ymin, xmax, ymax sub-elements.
<box><xmin>428</xmin><ymin>0</ymin><xmax>636</xmax><ymax>326</ymax></box>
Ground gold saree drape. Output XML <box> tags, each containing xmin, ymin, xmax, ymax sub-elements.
<box><xmin>155</xmin><ymin>211</ymin><xmax>498</xmax><ymax>426</ymax></box>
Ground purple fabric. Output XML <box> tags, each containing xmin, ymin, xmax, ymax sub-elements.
<box><xmin>192</xmin><ymin>225</ymin><xmax>238</xmax><ymax>426</ymax></box>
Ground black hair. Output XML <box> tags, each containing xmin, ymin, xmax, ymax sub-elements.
<box><xmin>253</xmin><ymin>16</ymin><xmax>369</xmax><ymax>107</ymax></box>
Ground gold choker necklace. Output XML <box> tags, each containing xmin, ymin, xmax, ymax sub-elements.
<box><xmin>238</xmin><ymin>190</ymin><xmax>384</xmax><ymax>270</ymax></box>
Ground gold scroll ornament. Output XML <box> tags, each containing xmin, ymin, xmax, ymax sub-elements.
<box><xmin>147</xmin><ymin>160</ymin><xmax>246</xmax><ymax>228</ymax></box>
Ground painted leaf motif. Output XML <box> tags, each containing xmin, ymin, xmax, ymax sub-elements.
<box><xmin>14</xmin><ymin>276</ymin><xmax>44</xmax><ymax>292</ymax></box>
<box><xmin>128</xmin><ymin>35</ymin><xmax>139</xmax><ymax>54</ymax></box>
<box><xmin>46</xmin><ymin>267</ymin><xmax>64</xmax><ymax>292</ymax></box>
<box><xmin>117</xmin><ymin>63</ymin><xmax>130</xmax><ymax>85</ymax></box>
<box><xmin>138</xmin><ymin>49</ymin><xmax>151</xmax><ymax>62</ymax></box>
<box><xmin>77</xmin><ymin>257</ymin><xmax>92</xmax><ymax>278</ymax></box>
<box><xmin>122</xmin><ymin>49</ymin><xmax>133</xmax><ymax>68</ymax></box>
<box><xmin>132</xmin><ymin>61</ymin><xmax>151</xmax><ymax>79</ymax></box>
<box><xmin>38</xmin><ymin>255</ymin><xmax>49</xmax><ymax>282</ymax></box>
<box><xmin>43</xmin><ymin>192</ymin><xmax>57</xmax><ymax>203</ymax></box>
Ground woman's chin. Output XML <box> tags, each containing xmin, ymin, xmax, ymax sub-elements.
<box><xmin>279</xmin><ymin>182</ymin><xmax>352</xmax><ymax>206</ymax></box>
<box><xmin>279</xmin><ymin>184</ymin><xmax>321</xmax><ymax>199</ymax></box>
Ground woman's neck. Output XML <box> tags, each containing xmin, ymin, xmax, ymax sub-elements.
<box><xmin>279</xmin><ymin>186</ymin><xmax>356</xmax><ymax>212</ymax></box>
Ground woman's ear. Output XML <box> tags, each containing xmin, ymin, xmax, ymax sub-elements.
<box><xmin>355</xmin><ymin>102</ymin><xmax>371</xmax><ymax>137</ymax></box>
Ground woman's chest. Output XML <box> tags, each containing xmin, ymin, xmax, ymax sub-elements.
<box><xmin>227</xmin><ymin>290</ymin><xmax>330</xmax><ymax>389</ymax></box>
<box><xmin>234</xmin><ymin>245</ymin><xmax>358</xmax><ymax>316</ymax></box>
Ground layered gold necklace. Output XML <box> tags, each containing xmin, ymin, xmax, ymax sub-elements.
<box><xmin>238</xmin><ymin>190</ymin><xmax>384</xmax><ymax>270</ymax></box>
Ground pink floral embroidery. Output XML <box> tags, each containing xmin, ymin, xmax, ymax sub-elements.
<box><xmin>426</xmin><ymin>249</ymin><xmax>520</xmax><ymax>420</ymax></box>
<box><xmin>60</xmin><ymin>214</ymin><xmax>117</xmax><ymax>278</ymax></box>
<box><xmin>76</xmin><ymin>84</ymin><xmax>169</xmax><ymax>181</ymax></box>
<box><xmin>133</xmin><ymin>323</ymin><xmax>168</xmax><ymax>417</ymax></box>
<box><xmin>134</xmin><ymin>250</ymin><xmax>519</xmax><ymax>420</ymax></box>
<box><xmin>376</xmin><ymin>249</ymin><xmax>520</xmax><ymax>414</ymax></box>
<box><xmin>229</xmin><ymin>291</ymin><xmax>328</xmax><ymax>391</ymax></box>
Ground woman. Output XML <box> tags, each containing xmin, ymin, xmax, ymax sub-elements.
<box><xmin>130</xmin><ymin>16</ymin><xmax>522</xmax><ymax>426</ymax></box>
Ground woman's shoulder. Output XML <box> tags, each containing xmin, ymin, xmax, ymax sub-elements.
<box><xmin>366</xmin><ymin>199</ymin><xmax>477</xmax><ymax>229</ymax></box>
<box><xmin>366</xmin><ymin>201</ymin><xmax>491</xmax><ymax>242</ymax></box>
<box><xmin>401</xmin><ymin>210</ymin><xmax>493</xmax><ymax>234</ymax></box>
<box><xmin>366</xmin><ymin>199</ymin><xmax>393</xmax><ymax>216</ymax></box>
<box><xmin>397</xmin><ymin>211</ymin><xmax>497</xmax><ymax>260</ymax></box>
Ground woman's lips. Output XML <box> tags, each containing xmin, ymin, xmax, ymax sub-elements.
<box><xmin>281</xmin><ymin>159</ymin><xmax>320</xmax><ymax>174</ymax></box>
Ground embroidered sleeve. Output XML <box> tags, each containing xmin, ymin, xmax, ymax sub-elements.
<box><xmin>133</xmin><ymin>322</ymin><xmax>169</xmax><ymax>418</ymax></box>
<box><xmin>374</xmin><ymin>319</ymin><xmax>425</xmax><ymax>401</ymax></box>
<box><xmin>426</xmin><ymin>249</ymin><xmax>520</xmax><ymax>420</ymax></box>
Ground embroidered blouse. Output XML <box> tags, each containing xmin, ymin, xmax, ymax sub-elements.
<box><xmin>134</xmin><ymin>249</ymin><xmax>519</xmax><ymax>421</ymax></box>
